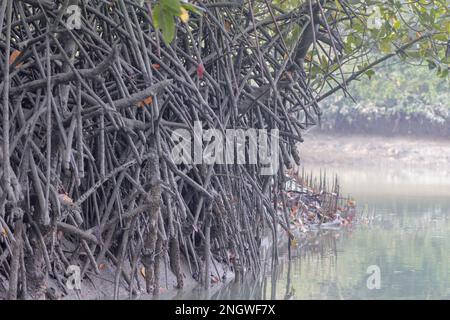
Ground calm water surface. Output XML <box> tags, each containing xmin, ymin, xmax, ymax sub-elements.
<box><xmin>216</xmin><ymin>164</ymin><xmax>450</xmax><ymax>299</ymax></box>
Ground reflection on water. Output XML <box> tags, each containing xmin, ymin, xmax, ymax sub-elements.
<box><xmin>216</xmin><ymin>165</ymin><xmax>450</xmax><ymax>299</ymax></box>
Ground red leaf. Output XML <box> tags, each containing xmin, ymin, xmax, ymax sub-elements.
<box><xmin>197</xmin><ymin>63</ymin><xmax>205</xmax><ymax>80</ymax></box>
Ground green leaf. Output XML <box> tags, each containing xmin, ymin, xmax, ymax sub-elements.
<box><xmin>285</xmin><ymin>25</ymin><xmax>301</xmax><ymax>49</ymax></box>
<box><xmin>379</xmin><ymin>39</ymin><xmax>392</xmax><ymax>53</ymax></box>
<box><xmin>427</xmin><ymin>59</ymin><xmax>437</xmax><ymax>70</ymax></box>
<box><xmin>160</xmin><ymin>10</ymin><xmax>176</xmax><ymax>45</ymax></box>
<box><xmin>152</xmin><ymin>4</ymin><xmax>162</xmax><ymax>29</ymax></box>
<box><xmin>153</xmin><ymin>0</ymin><xmax>184</xmax><ymax>45</ymax></box>
<box><xmin>365</xmin><ymin>69</ymin><xmax>375</xmax><ymax>79</ymax></box>
<box><xmin>163</xmin><ymin>0</ymin><xmax>182</xmax><ymax>15</ymax></box>
<box><xmin>433</xmin><ymin>33</ymin><xmax>448</xmax><ymax>42</ymax></box>
<box><xmin>445</xmin><ymin>21</ymin><xmax>450</xmax><ymax>34</ymax></box>
<box><xmin>334</xmin><ymin>0</ymin><xmax>342</xmax><ymax>12</ymax></box>
<box><xmin>182</xmin><ymin>3</ymin><xmax>201</xmax><ymax>15</ymax></box>
<box><xmin>438</xmin><ymin>67</ymin><xmax>449</xmax><ymax>78</ymax></box>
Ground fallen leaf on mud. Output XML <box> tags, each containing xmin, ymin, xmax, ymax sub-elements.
<box><xmin>9</xmin><ymin>50</ymin><xmax>21</xmax><ymax>66</ymax></box>
<box><xmin>224</xmin><ymin>20</ymin><xmax>232</xmax><ymax>31</ymax></box>
<box><xmin>347</xmin><ymin>199</ymin><xmax>356</xmax><ymax>207</ymax></box>
<box><xmin>1</xmin><ymin>228</ymin><xmax>6</xmax><ymax>237</ymax></box>
<box><xmin>58</xmin><ymin>193</ymin><xmax>74</xmax><ymax>206</ymax></box>
<box><xmin>291</xmin><ymin>238</ymin><xmax>298</xmax><ymax>247</ymax></box>
<box><xmin>138</xmin><ymin>96</ymin><xmax>153</xmax><ymax>108</ymax></box>
<box><xmin>227</xmin><ymin>250</ymin><xmax>236</xmax><ymax>261</ymax></box>
<box><xmin>140</xmin><ymin>266</ymin><xmax>146</xmax><ymax>278</ymax></box>
<box><xmin>290</xmin><ymin>205</ymin><xmax>299</xmax><ymax>215</ymax></box>
<box><xmin>151</xmin><ymin>63</ymin><xmax>161</xmax><ymax>69</ymax></box>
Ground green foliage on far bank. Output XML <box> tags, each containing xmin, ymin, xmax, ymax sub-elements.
<box><xmin>321</xmin><ymin>59</ymin><xmax>450</xmax><ymax>136</ymax></box>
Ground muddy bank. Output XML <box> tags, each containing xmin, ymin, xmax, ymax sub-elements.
<box><xmin>299</xmin><ymin>132</ymin><xmax>450</xmax><ymax>170</ymax></box>
<box><xmin>297</xmin><ymin>132</ymin><xmax>450</xmax><ymax>201</ymax></box>
<box><xmin>56</xmin><ymin>256</ymin><xmax>234</xmax><ymax>300</ymax></box>
<box><xmin>319</xmin><ymin>114</ymin><xmax>450</xmax><ymax>138</ymax></box>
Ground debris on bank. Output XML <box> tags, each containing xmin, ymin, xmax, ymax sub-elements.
<box><xmin>281</xmin><ymin>169</ymin><xmax>357</xmax><ymax>236</ymax></box>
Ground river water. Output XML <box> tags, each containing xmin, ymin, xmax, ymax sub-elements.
<box><xmin>263</xmin><ymin>164</ymin><xmax>450</xmax><ymax>299</ymax></box>
<box><xmin>173</xmin><ymin>135</ymin><xmax>450</xmax><ymax>300</ymax></box>
<box><xmin>215</xmin><ymin>139</ymin><xmax>450</xmax><ymax>300</ymax></box>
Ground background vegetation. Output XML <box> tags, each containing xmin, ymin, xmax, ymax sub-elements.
<box><xmin>320</xmin><ymin>59</ymin><xmax>450</xmax><ymax>136</ymax></box>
